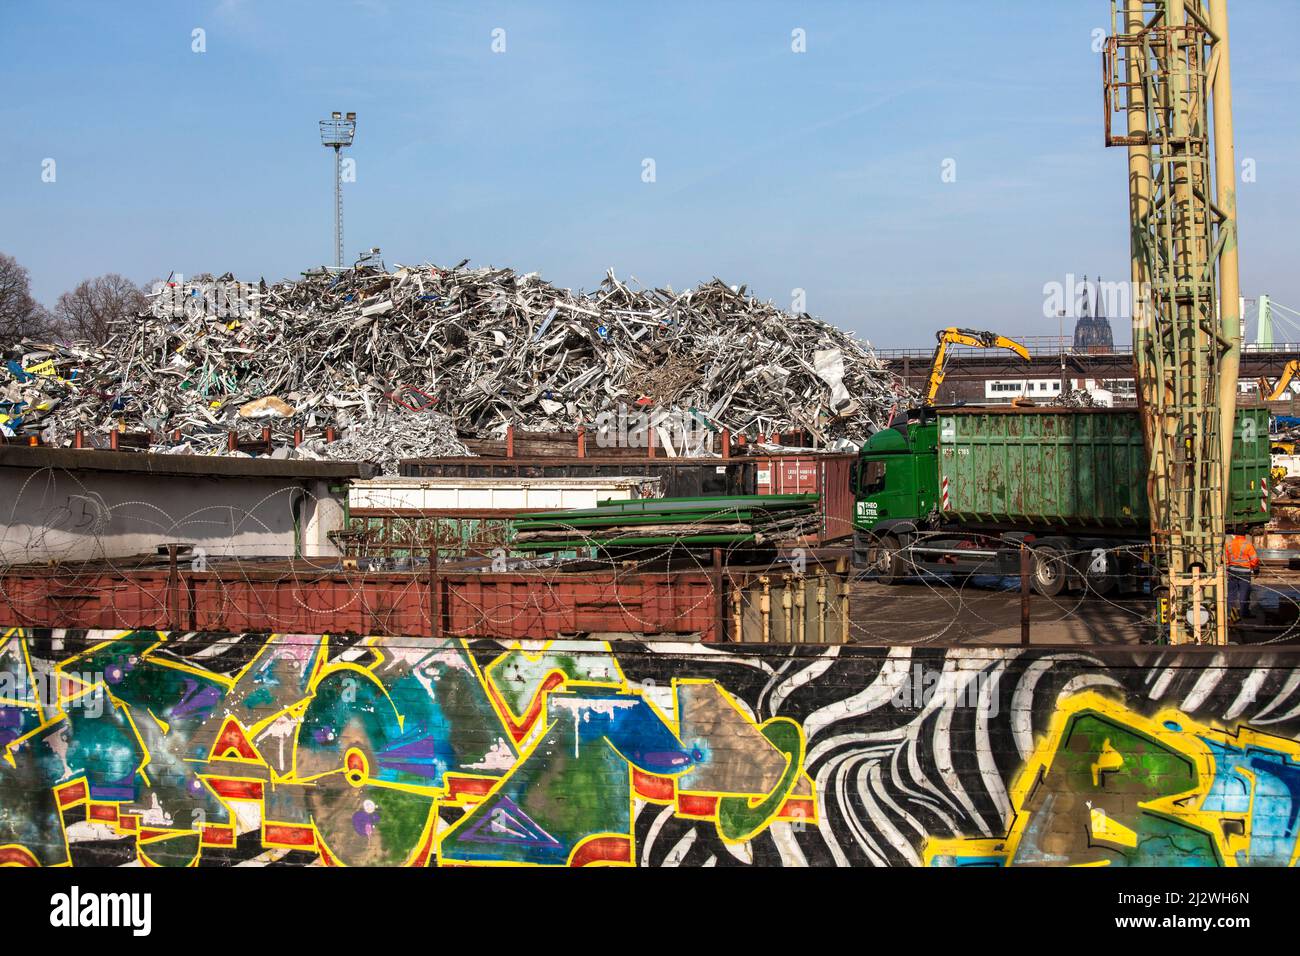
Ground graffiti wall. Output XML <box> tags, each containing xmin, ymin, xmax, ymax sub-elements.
<box><xmin>2</xmin><ymin>627</ymin><xmax>1299</xmax><ymax>867</ymax></box>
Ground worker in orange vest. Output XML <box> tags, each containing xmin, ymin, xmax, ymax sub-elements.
<box><xmin>1225</xmin><ymin>530</ymin><xmax>1260</xmax><ymax>622</ymax></box>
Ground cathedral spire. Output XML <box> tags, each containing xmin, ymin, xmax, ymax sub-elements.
<box><xmin>1072</xmin><ymin>274</ymin><xmax>1114</xmax><ymax>352</ymax></box>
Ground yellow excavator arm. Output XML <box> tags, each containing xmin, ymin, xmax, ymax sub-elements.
<box><xmin>1258</xmin><ymin>359</ymin><xmax>1300</xmax><ymax>402</ymax></box>
<box><xmin>925</xmin><ymin>327</ymin><xmax>1031</xmax><ymax>404</ymax></box>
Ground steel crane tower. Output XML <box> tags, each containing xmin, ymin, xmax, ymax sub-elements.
<box><xmin>1103</xmin><ymin>0</ymin><xmax>1241</xmax><ymax>644</ymax></box>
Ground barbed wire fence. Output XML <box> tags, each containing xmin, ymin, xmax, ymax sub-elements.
<box><xmin>1</xmin><ymin>468</ymin><xmax>1297</xmax><ymax>646</ymax></box>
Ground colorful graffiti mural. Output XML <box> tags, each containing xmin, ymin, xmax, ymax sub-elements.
<box><xmin>3</xmin><ymin>631</ymin><xmax>1300</xmax><ymax>866</ymax></box>
<box><xmin>0</xmin><ymin>628</ymin><xmax>813</xmax><ymax>866</ymax></box>
<box><xmin>924</xmin><ymin>690</ymin><xmax>1300</xmax><ymax>867</ymax></box>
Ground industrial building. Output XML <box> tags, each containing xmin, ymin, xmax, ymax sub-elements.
<box><xmin>0</xmin><ymin>445</ymin><xmax>371</xmax><ymax>563</ymax></box>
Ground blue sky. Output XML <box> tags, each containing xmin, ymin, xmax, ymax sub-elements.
<box><xmin>2</xmin><ymin>0</ymin><xmax>1297</xmax><ymax>347</ymax></box>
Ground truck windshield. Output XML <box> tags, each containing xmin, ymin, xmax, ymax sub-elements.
<box><xmin>862</xmin><ymin>460</ymin><xmax>886</xmax><ymax>494</ymax></box>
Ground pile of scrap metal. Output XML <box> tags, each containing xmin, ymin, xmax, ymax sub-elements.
<box><xmin>0</xmin><ymin>341</ymin><xmax>98</xmax><ymax>440</ymax></box>
<box><xmin>1049</xmin><ymin>386</ymin><xmax>1099</xmax><ymax>408</ymax></box>
<box><xmin>511</xmin><ymin>494</ymin><xmax>820</xmax><ymax>551</ymax></box>
<box><xmin>1270</xmin><ymin>415</ymin><xmax>1300</xmax><ymax>493</ymax></box>
<box><xmin>0</xmin><ymin>261</ymin><xmax>904</xmax><ymax>463</ymax></box>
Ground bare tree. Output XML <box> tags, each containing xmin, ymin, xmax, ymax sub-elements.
<box><xmin>54</xmin><ymin>274</ymin><xmax>148</xmax><ymax>345</ymax></box>
<box><xmin>0</xmin><ymin>253</ymin><xmax>58</xmax><ymax>343</ymax></box>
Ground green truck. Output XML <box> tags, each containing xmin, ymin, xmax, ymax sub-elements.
<box><xmin>851</xmin><ymin>405</ymin><xmax>1272</xmax><ymax>595</ymax></box>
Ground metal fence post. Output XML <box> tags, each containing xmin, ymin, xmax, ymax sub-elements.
<box><xmin>1020</xmin><ymin>544</ymin><xmax>1031</xmax><ymax>646</ymax></box>
<box><xmin>712</xmin><ymin>547</ymin><xmax>725</xmax><ymax>642</ymax></box>
<box><xmin>429</xmin><ymin>545</ymin><xmax>441</xmax><ymax>640</ymax></box>
<box><xmin>167</xmin><ymin>543</ymin><xmax>180</xmax><ymax>632</ymax></box>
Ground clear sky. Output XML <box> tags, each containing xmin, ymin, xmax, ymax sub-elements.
<box><xmin>2</xmin><ymin>0</ymin><xmax>1297</xmax><ymax>347</ymax></box>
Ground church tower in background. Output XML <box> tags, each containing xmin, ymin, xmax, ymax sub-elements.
<box><xmin>1073</xmin><ymin>275</ymin><xmax>1114</xmax><ymax>353</ymax></box>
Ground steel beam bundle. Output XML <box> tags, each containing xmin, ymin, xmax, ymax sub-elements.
<box><xmin>511</xmin><ymin>494</ymin><xmax>821</xmax><ymax>551</ymax></box>
<box><xmin>1103</xmin><ymin>0</ymin><xmax>1241</xmax><ymax>644</ymax></box>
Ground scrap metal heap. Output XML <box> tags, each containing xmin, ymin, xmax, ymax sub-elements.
<box><xmin>1</xmin><ymin>262</ymin><xmax>904</xmax><ymax>465</ymax></box>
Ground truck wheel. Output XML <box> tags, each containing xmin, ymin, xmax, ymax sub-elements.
<box><xmin>1031</xmin><ymin>546</ymin><xmax>1067</xmax><ymax>597</ymax></box>
<box><xmin>1082</xmin><ymin>554</ymin><xmax>1117</xmax><ymax>596</ymax></box>
<box><xmin>1087</xmin><ymin>572</ymin><xmax>1117</xmax><ymax>597</ymax></box>
<box><xmin>1076</xmin><ymin>545</ymin><xmax>1117</xmax><ymax>596</ymax></box>
<box><xmin>871</xmin><ymin>535</ymin><xmax>906</xmax><ymax>585</ymax></box>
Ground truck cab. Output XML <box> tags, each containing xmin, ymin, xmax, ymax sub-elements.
<box><xmin>850</xmin><ymin>405</ymin><xmax>1063</xmax><ymax>590</ymax></box>
<box><xmin>853</xmin><ymin>408</ymin><xmax>941</xmax><ymax>533</ymax></box>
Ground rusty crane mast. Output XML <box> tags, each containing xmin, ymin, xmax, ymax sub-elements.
<box><xmin>1103</xmin><ymin>0</ymin><xmax>1242</xmax><ymax>644</ymax></box>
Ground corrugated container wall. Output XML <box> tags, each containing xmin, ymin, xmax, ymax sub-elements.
<box><xmin>938</xmin><ymin>407</ymin><xmax>1271</xmax><ymax>528</ymax></box>
<box><xmin>751</xmin><ymin>453</ymin><xmax>856</xmax><ymax>543</ymax></box>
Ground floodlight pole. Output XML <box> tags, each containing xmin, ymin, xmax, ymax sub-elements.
<box><xmin>332</xmin><ymin>143</ymin><xmax>344</xmax><ymax>269</ymax></box>
<box><xmin>319</xmin><ymin>111</ymin><xmax>356</xmax><ymax>269</ymax></box>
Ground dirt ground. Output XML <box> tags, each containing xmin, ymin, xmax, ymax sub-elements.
<box><xmin>845</xmin><ymin>572</ymin><xmax>1300</xmax><ymax>646</ymax></box>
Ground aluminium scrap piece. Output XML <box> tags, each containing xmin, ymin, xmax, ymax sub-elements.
<box><xmin>294</xmin><ymin>411</ymin><xmax>469</xmax><ymax>476</ymax></box>
<box><xmin>7</xmin><ymin>260</ymin><xmax>906</xmax><ymax>453</ymax></box>
<box><xmin>0</xmin><ymin>339</ymin><xmax>108</xmax><ymax>439</ymax></box>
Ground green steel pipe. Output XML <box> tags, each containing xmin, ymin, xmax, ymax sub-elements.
<box><xmin>514</xmin><ymin>510</ymin><xmax>809</xmax><ymax>529</ymax></box>
<box><xmin>515</xmin><ymin>534</ymin><xmax>760</xmax><ymax>550</ymax></box>
<box><xmin>518</xmin><ymin>494</ymin><xmax>817</xmax><ymax>521</ymax></box>
<box><xmin>594</xmin><ymin>493</ymin><xmax>819</xmax><ymax>510</ymax></box>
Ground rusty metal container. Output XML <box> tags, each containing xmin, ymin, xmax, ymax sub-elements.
<box><xmin>750</xmin><ymin>452</ymin><xmax>856</xmax><ymax>543</ymax></box>
<box><xmin>0</xmin><ymin>559</ymin><xmax>852</xmax><ymax>644</ymax></box>
<box><xmin>938</xmin><ymin>407</ymin><xmax>1271</xmax><ymax>528</ymax></box>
